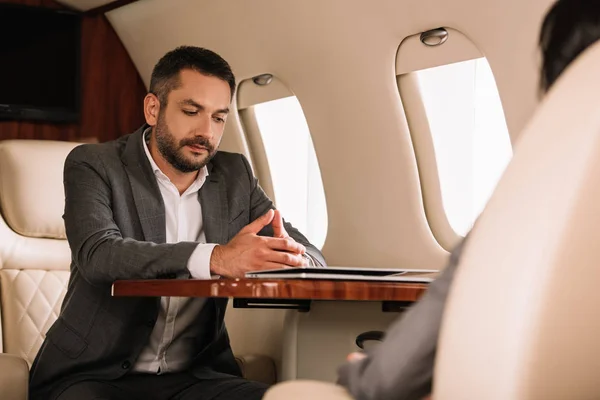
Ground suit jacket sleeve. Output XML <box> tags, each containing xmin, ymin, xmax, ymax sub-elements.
<box><xmin>336</xmin><ymin>238</ymin><xmax>467</xmax><ymax>400</ymax></box>
<box><xmin>63</xmin><ymin>146</ymin><xmax>198</xmax><ymax>287</ymax></box>
<box><xmin>240</xmin><ymin>154</ymin><xmax>326</xmax><ymax>267</ymax></box>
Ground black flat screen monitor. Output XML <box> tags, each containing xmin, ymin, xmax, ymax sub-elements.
<box><xmin>0</xmin><ymin>4</ymin><xmax>81</xmax><ymax>123</ymax></box>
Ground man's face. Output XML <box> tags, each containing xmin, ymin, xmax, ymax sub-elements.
<box><xmin>153</xmin><ymin>69</ymin><xmax>231</xmax><ymax>173</ymax></box>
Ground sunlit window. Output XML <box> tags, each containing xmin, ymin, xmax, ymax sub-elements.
<box><xmin>253</xmin><ymin>96</ymin><xmax>328</xmax><ymax>248</ymax></box>
<box><xmin>416</xmin><ymin>58</ymin><xmax>512</xmax><ymax>236</ymax></box>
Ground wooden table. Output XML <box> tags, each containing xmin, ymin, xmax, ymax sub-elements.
<box><xmin>113</xmin><ymin>278</ymin><xmax>429</xmax><ymax>380</ymax></box>
<box><xmin>112</xmin><ymin>278</ymin><xmax>428</xmax><ymax>311</ymax></box>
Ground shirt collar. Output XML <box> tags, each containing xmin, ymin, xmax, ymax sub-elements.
<box><xmin>142</xmin><ymin>128</ymin><xmax>209</xmax><ymax>193</ymax></box>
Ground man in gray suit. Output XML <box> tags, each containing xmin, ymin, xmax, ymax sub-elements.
<box><xmin>337</xmin><ymin>0</ymin><xmax>599</xmax><ymax>398</ymax></box>
<box><xmin>29</xmin><ymin>46</ymin><xmax>325</xmax><ymax>400</ymax></box>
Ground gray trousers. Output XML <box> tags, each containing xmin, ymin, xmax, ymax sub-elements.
<box><xmin>46</xmin><ymin>372</ymin><xmax>268</xmax><ymax>400</ymax></box>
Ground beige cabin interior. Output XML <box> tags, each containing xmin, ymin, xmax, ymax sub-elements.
<box><xmin>4</xmin><ymin>0</ymin><xmax>598</xmax><ymax>398</ymax></box>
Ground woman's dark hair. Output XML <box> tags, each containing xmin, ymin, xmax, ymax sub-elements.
<box><xmin>539</xmin><ymin>0</ymin><xmax>600</xmax><ymax>91</ymax></box>
<box><xmin>149</xmin><ymin>46</ymin><xmax>236</xmax><ymax>104</ymax></box>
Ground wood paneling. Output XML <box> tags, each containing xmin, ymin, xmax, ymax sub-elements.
<box><xmin>0</xmin><ymin>0</ymin><xmax>146</xmax><ymax>142</ymax></box>
<box><xmin>84</xmin><ymin>0</ymin><xmax>139</xmax><ymax>15</ymax></box>
<box><xmin>112</xmin><ymin>278</ymin><xmax>429</xmax><ymax>301</ymax></box>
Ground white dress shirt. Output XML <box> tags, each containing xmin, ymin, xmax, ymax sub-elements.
<box><xmin>133</xmin><ymin>131</ymin><xmax>217</xmax><ymax>373</ymax></box>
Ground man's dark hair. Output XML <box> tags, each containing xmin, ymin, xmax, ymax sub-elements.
<box><xmin>539</xmin><ymin>0</ymin><xmax>600</xmax><ymax>91</ymax></box>
<box><xmin>149</xmin><ymin>46</ymin><xmax>236</xmax><ymax>104</ymax></box>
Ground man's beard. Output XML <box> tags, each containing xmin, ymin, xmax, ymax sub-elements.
<box><xmin>154</xmin><ymin>112</ymin><xmax>216</xmax><ymax>173</ymax></box>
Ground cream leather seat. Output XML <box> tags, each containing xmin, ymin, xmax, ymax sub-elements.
<box><xmin>264</xmin><ymin>33</ymin><xmax>600</xmax><ymax>400</ymax></box>
<box><xmin>434</xmin><ymin>39</ymin><xmax>600</xmax><ymax>400</ymax></box>
<box><xmin>0</xmin><ymin>139</ymin><xmax>277</xmax><ymax>399</ymax></box>
<box><xmin>0</xmin><ymin>140</ymin><xmax>75</xmax><ymax>400</ymax></box>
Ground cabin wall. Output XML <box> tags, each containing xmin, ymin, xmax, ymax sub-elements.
<box><xmin>0</xmin><ymin>0</ymin><xmax>146</xmax><ymax>142</ymax></box>
<box><xmin>106</xmin><ymin>0</ymin><xmax>556</xmax><ymax>270</ymax></box>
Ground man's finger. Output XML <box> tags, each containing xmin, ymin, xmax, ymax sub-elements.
<box><xmin>242</xmin><ymin>209</ymin><xmax>275</xmax><ymax>235</ymax></box>
<box><xmin>272</xmin><ymin>209</ymin><xmax>288</xmax><ymax>238</ymax></box>
<box><xmin>263</xmin><ymin>250</ymin><xmax>305</xmax><ymax>267</ymax></box>
<box><xmin>263</xmin><ymin>237</ymin><xmax>306</xmax><ymax>254</ymax></box>
<box><xmin>257</xmin><ymin>262</ymin><xmax>292</xmax><ymax>271</ymax></box>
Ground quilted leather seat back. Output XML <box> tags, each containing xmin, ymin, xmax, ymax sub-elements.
<box><xmin>0</xmin><ymin>140</ymin><xmax>78</xmax><ymax>365</ymax></box>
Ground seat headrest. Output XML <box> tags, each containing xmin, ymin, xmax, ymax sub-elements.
<box><xmin>0</xmin><ymin>140</ymin><xmax>81</xmax><ymax>239</ymax></box>
<box><xmin>435</xmin><ymin>41</ymin><xmax>600</xmax><ymax>399</ymax></box>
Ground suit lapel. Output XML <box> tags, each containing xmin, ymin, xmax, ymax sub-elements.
<box><xmin>199</xmin><ymin>164</ymin><xmax>228</xmax><ymax>341</ymax></box>
<box><xmin>199</xmin><ymin>165</ymin><xmax>228</xmax><ymax>245</ymax></box>
<box><xmin>121</xmin><ymin>126</ymin><xmax>166</xmax><ymax>244</ymax></box>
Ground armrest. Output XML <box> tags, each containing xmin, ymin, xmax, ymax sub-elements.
<box><xmin>235</xmin><ymin>354</ymin><xmax>277</xmax><ymax>385</ymax></box>
<box><xmin>264</xmin><ymin>380</ymin><xmax>354</xmax><ymax>400</ymax></box>
<box><xmin>0</xmin><ymin>354</ymin><xmax>29</xmax><ymax>400</ymax></box>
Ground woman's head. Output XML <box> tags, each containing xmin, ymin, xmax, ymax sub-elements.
<box><xmin>539</xmin><ymin>0</ymin><xmax>600</xmax><ymax>91</ymax></box>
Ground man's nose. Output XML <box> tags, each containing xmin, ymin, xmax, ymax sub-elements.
<box><xmin>195</xmin><ymin>115</ymin><xmax>213</xmax><ymax>139</ymax></box>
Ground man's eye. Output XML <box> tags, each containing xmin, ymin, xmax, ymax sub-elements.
<box><xmin>183</xmin><ymin>110</ymin><xmax>197</xmax><ymax>116</ymax></box>
<box><xmin>213</xmin><ymin>116</ymin><xmax>226</xmax><ymax>123</ymax></box>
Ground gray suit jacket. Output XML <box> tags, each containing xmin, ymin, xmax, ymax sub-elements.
<box><xmin>29</xmin><ymin>126</ymin><xmax>325</xmax><ymax>398</ymax></box>
<box><xmin>337</xmin><ymin>238</ymin><xmax>466</xmax><ymax>400</ymax></box>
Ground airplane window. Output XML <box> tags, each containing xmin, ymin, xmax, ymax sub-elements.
<box><xmin>252</xmin><ymin>96</ymin><xmax>328</xmax><ymax>249</ymax></box>
<box><xmin>416</xmin><ymin>58</ymin><xmax>512</xmax><ymax>236</ymax></box>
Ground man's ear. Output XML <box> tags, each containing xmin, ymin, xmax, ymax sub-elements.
<box><xmin>144</xmin><ymin>93</ymin><xmax>161</xmax><ymax>126</ymax></box>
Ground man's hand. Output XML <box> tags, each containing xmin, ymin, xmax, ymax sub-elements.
<box><xmin>272</xmin><ymin>209</ymin><xmax>311</xmax><ymax>266</ymax></box>
<box><xmin>210</xmin><ymin>209</ymin><xmax>307</xmax><ymax>278</ymax></box>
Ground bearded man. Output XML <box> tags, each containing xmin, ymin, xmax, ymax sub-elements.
<box><xmin>29</xmin><ymin>46</ymin><xmax>325</xmax><ymax>400</ymax></box>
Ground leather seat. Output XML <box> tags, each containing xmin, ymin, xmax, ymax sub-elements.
<box><xmin>0</xmin><ymin>140</ymin><xmax>75</xmax><ymax>400</ymax></box>
<box><xmin>264</xmin><ymin>31</ymin><xmax>600</xmax><ymax>400</ymax></box>
<box><xmin>0</xmin><ymin>139</ymin><xmax>276</xmax><ymax>399</ymax></box>
<box><xmin>434</xmin><ymin>39</ymin><xmax>600</xmax><ymax>400</ymax></box>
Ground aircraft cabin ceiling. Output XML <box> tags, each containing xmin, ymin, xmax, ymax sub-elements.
<box><xmin>105</xmin><ymin>0</ymin><xmax>556</xmax><ymax>270</ymax></box>
<box><xmin>55</xmin><ymin>0</ymin><xmax>116</xmax><ymax>11</ymax></box>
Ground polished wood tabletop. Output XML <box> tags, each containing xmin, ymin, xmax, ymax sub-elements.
<box><xmin>112</xmin><ymin>278</ymin><xmax>428</xmax><ymax>302</ymax></box>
